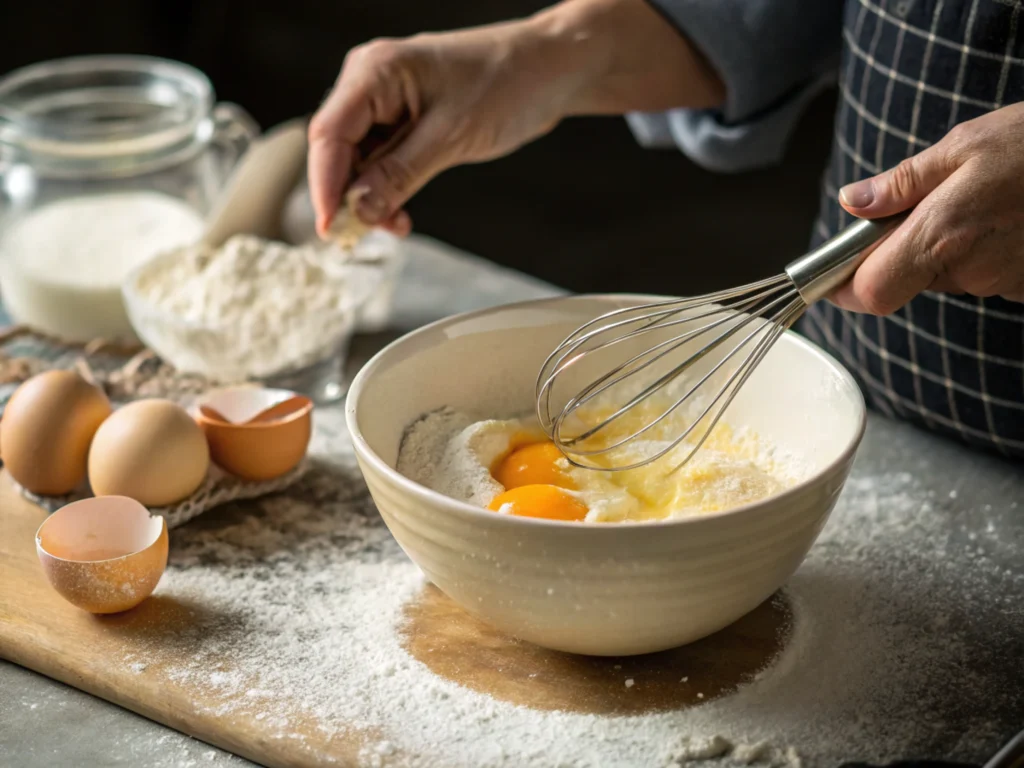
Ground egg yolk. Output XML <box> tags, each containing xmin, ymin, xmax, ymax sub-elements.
<box><xmin>492</xmin><ymin>441</ymin><xmax>575</xmax><ymax>490</ymax></box>
<box><xmin>487</xmin><ymin>484</ymin><xmax>589</xmax><ymax>522</ymax></box>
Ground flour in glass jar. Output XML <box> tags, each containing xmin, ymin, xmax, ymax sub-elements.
<box><xmin>0</xmin><ymin>192</ymin><xmax>204</xmax><ymax>341</ymax></box>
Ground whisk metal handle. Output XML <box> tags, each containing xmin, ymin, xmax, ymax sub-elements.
<box><xmin>785</xmin><ymin>211</ymin><xmax>910</xmax><ymax>304</ymax></box>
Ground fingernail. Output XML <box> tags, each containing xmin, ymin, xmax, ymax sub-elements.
<box><xmin>351</xmin><ymin>186</ymin><xmax>387</xmax><ymax>224</ymax></box>
<box><xmin>839</xmin><ymin>180</ymin><xmax>874</xmax><ymax>208</ymax></box>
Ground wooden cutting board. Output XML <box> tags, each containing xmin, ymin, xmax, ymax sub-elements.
<box><xmin>0</xmin><ymin>471</ymin><xmax>790</xmax><ymax>767</ymax></box>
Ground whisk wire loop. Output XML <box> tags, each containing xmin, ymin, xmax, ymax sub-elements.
<box><xmin>548</xmin><ymin>285</ymin><xmax>801</xmax><ymax>452</ymax></box>
<box><xmin>542</xmin><ymin>282</ymin><xmax>788</xmax><ymax>415</ymax></box>
<box><xmin>553</xmin><ymin>295</ymin><xmax>807</xmax><ymax>472</ymax></box>
<box><xmin>536</xmin><ymin>278</ymin><xmax>793</xmax><ymax>435</ymax></box>
<box><xmin>658</xmin><ymin>297</ymin><xmax>808</xmax><ymax>473</ymax></box>
<box><xmin>536</xmin><ymin>208</ymin><xmax>908</xmax><ymax>473</ymax></box>
<box><xmin>540</xmin><ymin>273</ymin><xmax>790</xmax><ymax>361</ymax></box>
<box><xmin>537</xmin><ymin>302</ymin><xmax>735</xmax><ymax>429</ymax></box>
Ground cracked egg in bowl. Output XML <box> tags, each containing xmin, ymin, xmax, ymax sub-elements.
<box><xmin>346</xmin><ymin>295</ymin><xmax>865</xmax><ymax>656</ymax></box>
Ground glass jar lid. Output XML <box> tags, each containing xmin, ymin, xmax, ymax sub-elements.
<box><xmin>0</xmin><ymin>55</ymin><xmax>217</xmax><ymax>177</ymax></box>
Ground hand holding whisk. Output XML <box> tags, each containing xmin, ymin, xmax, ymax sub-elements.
<box><xmin>536</xmin><ymin>213</ymin><xmax>908</xmax><ymax>472</ymax></box>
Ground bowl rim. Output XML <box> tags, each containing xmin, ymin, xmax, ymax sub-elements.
<box><xmin>346</xmin><ymin>293</ymin><xmax>867</xmax><ymax>530</ymax></box>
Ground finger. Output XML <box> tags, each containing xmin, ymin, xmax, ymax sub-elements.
<box><xmin>308</xmin><ymin>87</ymin><xmax>373</xmax><ymax>236</ymax></box>
<box><xmin>308</xmin><ymin>71</ymin><xmax>377</xmax><ymax>234</ymax></box>
<box><xmin>844</xmin><ymin>206</ymin><xmax>953</xmax><ymax>314</ymax></box>
<box><xmin>346</xmin><ymin>115</ymin><xmax>451</xmax><ymax>225</ymax></box>
<box><xmin>307</xmin><ymin>136</ymin><xmax>354</xmax><ymax>237</ymax></box>
<box><xmin>1002</xmin><ymin>282</ymin><xmax>1024</xmax><ymax>303</ymax></box>
<box><xmin>829</xmin><ymin>282</ymin><xmax>868</xmax><ymax>313</ymax></box>
<box><xmin>831</xmin><ymin>265</ymin><xmax>963</xmax><ymax>311</ymax></box>
<box><xmin>838</xmin><ymin>142</ymin><xmax>957</xmax><ymax>218</ymax></box>
<box><xmin>379</xmin><ymin>210</ymin><xmax>413</xmax><ymax>237</ymax></box>
<box><xmin>925</xmin><ymin>274</ymin><xmax>963</xmax><ymax>294</ymax></box>
<box><xmin>945</xmin><ymin>221</ymin><xmax>1024</xmax><ymax>298</ymax></box>
<box><xmin>308</xmin><ymin>44</ymin><xmax>410</xmax><ymax>235</ymax></box>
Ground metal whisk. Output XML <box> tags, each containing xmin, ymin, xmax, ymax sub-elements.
<box><xmin>536</xmin><ymin>212</ymin><xmax>908</xmax><ymax>472</ymax></box>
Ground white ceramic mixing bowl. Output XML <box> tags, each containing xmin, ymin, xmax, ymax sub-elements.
<box><xmin>346</xmin><ymin>295</ymin><xmax>865</xmax><ymax>656</ymax></box>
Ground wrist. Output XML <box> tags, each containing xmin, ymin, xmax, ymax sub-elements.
<box><xmin>525</xmin><ymin>0</ymin><xmax>724</xmax><ymax>115</ymax></box>
<box><xmin>514</xmin><ymin>2</ymin><xmax>615</xmax><ymax>118</ymax></box>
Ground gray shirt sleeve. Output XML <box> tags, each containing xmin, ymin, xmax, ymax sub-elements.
<box><xmin>628</xmin><ymin>0</ymin><xmax>843</xmax><ymax>172</ymax></box>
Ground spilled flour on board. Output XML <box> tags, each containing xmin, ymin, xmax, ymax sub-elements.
<box><xmin>117</xmin><ymin>409</ymin><xmax>1022</xmax><ymax>768</ymax></box>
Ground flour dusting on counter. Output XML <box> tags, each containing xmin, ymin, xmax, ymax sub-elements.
<box><xmin>111</xmin><ymin>408</ymin><xmax>1023</xmax><ymax>768</ymax></box>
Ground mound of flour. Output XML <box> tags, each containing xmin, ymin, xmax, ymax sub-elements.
<box><xmin>396</xmin><ymin>407</ymin><xmax>503</xmax><ymax>507</ymax></box>
<box><xmin>132</xmin><ymin>235</ymin><xmax>381</xmax><ymax>379</ymax></box>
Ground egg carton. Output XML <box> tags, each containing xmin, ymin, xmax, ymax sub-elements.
<box><xmin>14</xmin><ymin>460</ymin><xmax>308</xmax><ymax>530</ymax></box>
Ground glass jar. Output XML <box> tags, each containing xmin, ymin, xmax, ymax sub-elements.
<box><xmin>0</xmin><ymin>55</ymin><xmax>257</xmax><ymax>342</ymax></box>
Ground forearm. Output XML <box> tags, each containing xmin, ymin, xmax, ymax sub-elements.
<box><xmin>524</xmin><ymin>0</ymin><xmax>726</xmax><ymax>116</ymax></box>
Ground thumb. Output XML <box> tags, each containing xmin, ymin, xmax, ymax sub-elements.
<box><xmin>347</xmin><ymin>115</ymin><xmax>451</xmax><ymax>225</ymax></box>
<box><xmin>838</xmin><ymin>142</ymin><xmax>955</xmax><ymax>217</ymax></box>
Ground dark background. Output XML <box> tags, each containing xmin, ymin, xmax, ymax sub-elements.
<box><xmin>1</xmin><ymin>0</ymin><xmax>837</xmax><ymax>294</ymax></box>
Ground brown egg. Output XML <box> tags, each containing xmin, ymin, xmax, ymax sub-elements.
<box><xmin>88</xmin><ymin>399</ymin><xmax>210</xmax><ymax>506</ymax></box>
<box><xmin>36</xmin><ymin>495</ymin><xmax>168</xmax><ymax>614</ymax></box>
<box><xmin>1</xmin><ymin>370</ymin><xmax>112</xmax><ymax>495</ymax></box>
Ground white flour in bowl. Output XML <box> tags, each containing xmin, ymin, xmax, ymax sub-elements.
<box><xmin>114</xmin><ymin>409</ymin><xmax>1022</xmax><ymax>768</ymax></box>
<box><xmin>126</xmin><ymin>235</ymin><xmax>382</xmax><ymax>380</ymax></box>
<box><xmin>396</xmin><ymin>407</ymin><xmax>501</xmax><ymax>507</ymax></box>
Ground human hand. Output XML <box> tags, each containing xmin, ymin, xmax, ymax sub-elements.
<box><xmin>307</xmin><ymin>20</ymin><xmax>587</xmax><ymax>239</ymax></box>
<box><xmin>834</xmin><ymin>103</ymin><xmax>1024</xmax><ymax>314</ymax></box>
<box><xmin>307</xmin><ymin>0</ymin><xmax>724</xmax><ymax>238</ymax></box>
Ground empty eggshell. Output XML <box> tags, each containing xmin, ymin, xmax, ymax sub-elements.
<box><xmin>88</xmin><ymin>399</ymin><xmax>210</xmax><ymax>506</ymax></box>
<box><xmin>197</xmin><ymin>386</ymin><xmax>297</xmax><ymax>424</ymax></box>
<box><xmin>36</xmin><ymin>496</ymin><xmax>168</xmax><ymax>614</ymax></box>
<box><xmin>0</xmin><ymin>370</ymin><xmax>112</xmax><ymax>495</ymax></box>
<box><xmin>195</xmin><ymin>387</ymin><xmax>312</xmax><ymax>481</ymax></box>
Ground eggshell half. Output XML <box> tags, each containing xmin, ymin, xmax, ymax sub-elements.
<box><xmin>36</xmin><ymin>496</ymin><xmax>168</xmax><ymax>614</ymax></box>
<box><xmin>197</xmin><ymin>386</ymin><xmax>298</xmax><ymax>424</ymax></box>
<box><xmin>195</xmin><ymin>388</ymin><xmax>313</xmax><ymax>481</ymax></box>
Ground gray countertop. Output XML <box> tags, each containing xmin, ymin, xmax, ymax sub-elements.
<box><xmin>1</xmin><ymin>237</ymin><xmax>1021</xmax><ymax>767</ymax></box>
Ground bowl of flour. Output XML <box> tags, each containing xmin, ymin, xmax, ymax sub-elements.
<box><xmin>122</xmin><ymin>233</ymin><xmax>386</xmax><ymax>391</ymax></box>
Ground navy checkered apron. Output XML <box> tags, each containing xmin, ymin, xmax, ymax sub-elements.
<box><xmin>798</xmin><ymin>0</ymin><xmax>1024</xmax><ymax>459</ymax></box>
